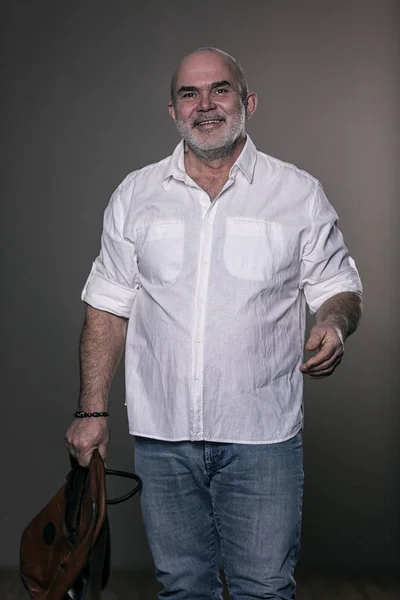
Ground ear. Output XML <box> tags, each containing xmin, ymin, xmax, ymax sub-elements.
<box><xmin>168</xmin><ymin>102</ymin><xmax>176</xmax><ymax>121</ymax></box>
<box><xmin>245</xmin><ymin>92</ymin><xmax>258</xmax><ymax>120</ymax></box>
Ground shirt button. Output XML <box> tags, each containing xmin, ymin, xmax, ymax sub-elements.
<box><xmin>196</xmin><ymin>339</ymin><xmax>202</xmax><ymax>344</ymax></box>
<box><xmin>199</xmin><ymin>297</ymin><xmax>205</xmax><ymax>304</ymax></box>
<box><xmin>202</xmin><ymin>258</ymin><xmax>208</xmax><ymax>265</ymax></box>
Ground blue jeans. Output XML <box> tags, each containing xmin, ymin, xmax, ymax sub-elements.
<box><xmin>134</xmin><ymin>432</ymin><xmax>304</xmax><ymax>599</ymax></box>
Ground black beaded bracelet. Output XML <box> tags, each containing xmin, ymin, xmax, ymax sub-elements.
<box><xmin>73</xmin><ymin>411</ymin><xmax>110</xmax><ymax>418</ymax></box>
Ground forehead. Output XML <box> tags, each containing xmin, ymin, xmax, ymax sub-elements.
<box><xmin>175</xmin><ymin>52</ymin><xmax>237</xmax><ymax>88</ymax></box>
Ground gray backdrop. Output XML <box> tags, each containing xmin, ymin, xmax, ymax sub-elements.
<box><xmin>1</xmin><ymin>0</ymin><xmax>399</xmax><ymax>574</ymax></box>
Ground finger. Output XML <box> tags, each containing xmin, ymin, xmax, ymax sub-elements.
<box><xmin>67</xmin><ymin>440</ymin><xmax>96</xmax><ymax>467</ymax></box>
<box><xmin>306</xmin><ymin>356</ymin><xmax>342</xmax><ymax>375</ymax></box>
<box><xmin>309</xmin><ymin>371</ymin><xmax>332</xmax><ymax>379</ymax></box>
<box><xmin>309</xmin><ymin>368</ymin><xmax>336</xmax><ymax>378</ymax></box>
<box><xmin>65</xmin><ymin>446</ymin><xmax>85</xmax><ymax>465</ymax></box>
<box><xmin>305</xmin><ymin>332</ymin><xmax>324</xmax><ymax>351</ymax></box>
<box><xmin>301</xmin><ymin>345</ymin><xmax>337</xmax><ymax>371</ymax></box>
<box><xmin>307</xmin><ymin>357</ymin><xmax>343</xmax><ymax>378</ymax></box>
<box><xmin>305</xmin><ymin>360</ymin><xmax>342</xmax><ymax>377</ymax></box>
<box><xmin>303</xmin><ymin>350</ymin><xmax>342</xmax><ymax>372</ymax></box>
<box><xmin>77</xmin><ymin>449</ymin><xmax>94</xmax><ymax>467</ymax></box>
<box><xmin>64</xmin><ymin>438</ymin><xmax>76</xmax><ymax>457</ymax></box>
<box><xmin>98</xmin><ymin>443</ymin><xmax>108</xmax><ymax>463</ymax></box>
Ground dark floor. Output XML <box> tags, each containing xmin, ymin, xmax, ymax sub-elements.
<box><xmin>2</xmin><ymin>568</ymin><xmax>400</xmax><ymax>599</ymax></box>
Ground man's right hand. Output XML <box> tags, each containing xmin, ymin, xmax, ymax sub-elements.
<box><xmin>65</xmin><ymin>417</ymin><xmax>110</xmax><ymax>467</ymax></box>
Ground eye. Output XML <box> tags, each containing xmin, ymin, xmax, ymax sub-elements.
<box><xmin>214</xmin><ymin>88</ymin><xmax>229</xmax><ymax>94</ymax></box>
<box><xmin>180</xmin><ymin>91</ymin><xmax>197</xmax><ymax>99</ymax></box>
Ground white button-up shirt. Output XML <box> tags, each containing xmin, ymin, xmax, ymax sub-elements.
<box><xmin>82</xmin><ymin>137</ymin><xmax>362</xmax><ymax>443</ymax></box>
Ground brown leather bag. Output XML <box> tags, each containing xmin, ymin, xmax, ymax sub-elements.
<box><xmin>20</xmin><ymin>451</ymin><xmax>141</xmax><ymax>599</ymax></box>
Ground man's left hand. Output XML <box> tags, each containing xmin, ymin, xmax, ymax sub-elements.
<box><xmin>300</xmin><ymin>323</ymin><xmax>344</xmax><ymax>378</ymax></box>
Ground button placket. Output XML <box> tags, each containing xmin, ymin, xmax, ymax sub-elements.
<box><xmin>190</xmin><ymin>195</ymin><xmax>218</xmax><ymax>440</ymax></box>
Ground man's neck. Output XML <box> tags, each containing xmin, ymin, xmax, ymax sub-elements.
<box><xmin>184</xmin><ymin>136</ymin><xmax>246</xmax><ymax>183</ymax></box>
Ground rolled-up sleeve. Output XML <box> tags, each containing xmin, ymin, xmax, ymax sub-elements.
<box><xmin>81</xmin><ymin>184</ymin><xmax>139</xmax><ymax>318</ymax></box>
<box><xmin>300</xmin><ymin>184</ymin><xmax>362</xmax><ymax>314</ymax></box>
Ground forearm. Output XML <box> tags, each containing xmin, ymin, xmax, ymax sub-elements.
<box><xmin>315</xmin><ymin>291</ymin><xmax>363</xmax><ymax>342</ymax></box>
<box><xmin>79</xmin><ymin>305</ymin><xmax>128</xmax><ymax>411</ymax></box>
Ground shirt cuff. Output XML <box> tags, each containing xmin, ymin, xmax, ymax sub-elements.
<box><xmin>81</xmin><ymin>265</ymin><xmax>138</xmax><ymax>318</ymax></box>
<box><xmin>305</xmin><ymin>267</ymin><xmax>362</xmax><ymax>315</ymax></box>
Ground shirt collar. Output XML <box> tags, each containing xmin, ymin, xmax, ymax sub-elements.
<box><xmin>162</xmin><ymin>135</ymin><xmax>258</xmax><ymax>190</ymax></box>
<box><xmin>162</xmin><ymin>140</ymin><xmax>186</xmax><ymax>189</ymax></box>
<box><xmin>230</xmin><ymin>135</ymin><xmax>257</xmax><ymax>182</ymax></box>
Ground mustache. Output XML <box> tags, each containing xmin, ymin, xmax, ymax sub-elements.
<box><xmin>192</xmin><ymin>114</ymin><xmax>226</xmax><ymax>127</ymax></box>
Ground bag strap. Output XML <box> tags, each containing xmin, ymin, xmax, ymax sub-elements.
<box><xmin>69</xmin><ymin>454</ymin><xmax>142</xmax><ymax>505</ymax></box>
<box><xmin>105</xmin><ymin>468</ymin><xmax>142</xmax><ymax>505</ymax></box>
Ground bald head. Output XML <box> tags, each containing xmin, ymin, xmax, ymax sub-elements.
<box><xmin>170</xmin><ymin>47</ymin><xmax>248</xmax><ymax>107</ymax></box>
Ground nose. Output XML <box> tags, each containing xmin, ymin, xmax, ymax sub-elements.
<box><xmin>197</xmin><ymin>91</ymin><xmax>216</xmax><ymax>112</ymax></box>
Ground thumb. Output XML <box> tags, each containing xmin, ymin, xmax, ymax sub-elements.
<box><xmin>306</xmin><ymin>329</ymin><xmax>323</xmax><ymax>351</ymax></box>
<box><xmin>78</xmin><ymin>448</ymin><xmax>95</xmax><ymax>467</ymax></box>
<box><xmin>98</xmin><ymin>442</ymin><xmax>108</xmax><ymax>464</ymax></box>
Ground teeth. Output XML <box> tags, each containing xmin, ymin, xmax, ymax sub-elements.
<box><xmin>199</xmin><ymin>120</ymin><xmax>220</xmax><ymax>125</ymax></box>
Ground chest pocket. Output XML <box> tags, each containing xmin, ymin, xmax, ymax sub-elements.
<box><xmin>223</xmin><ymin>219</ymin><xmax>288</xmax><ymax>282</ymax></box>
<box><xmin>136</xmin><ymin>221</ymin><xmax>184</xmax><ymax>285</ymax></box>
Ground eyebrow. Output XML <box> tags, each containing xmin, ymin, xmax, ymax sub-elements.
<box><xmin>177</xmin><ymin>80</ymin><xmax>233</xmax><ymax>95</ymax></box>
<box><xmin>211</xmin><ymin>80</ymin><xmax>232</xmax><ymax>89</ymax></box>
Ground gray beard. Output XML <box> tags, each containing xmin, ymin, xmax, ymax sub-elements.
<box><xmin>175</xmin><ymin>109</ymin><xmax>246</xmax><ymax>163</ymax></box>
<box><xmin>185</xmin><ymin>136</ymin><xmax>243</xmax><ymax>162</ymax></box>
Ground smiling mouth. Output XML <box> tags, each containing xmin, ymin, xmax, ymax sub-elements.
<box><xmin>195</xmin><ymin>119</ymin><xmax>224</xmax><ymax>128</ymax></box>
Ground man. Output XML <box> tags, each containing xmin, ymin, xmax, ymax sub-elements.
<box><xmin>66</xmin><ymin>47</ymin><xmax>362</xmax><ymax>599</ymax></box>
